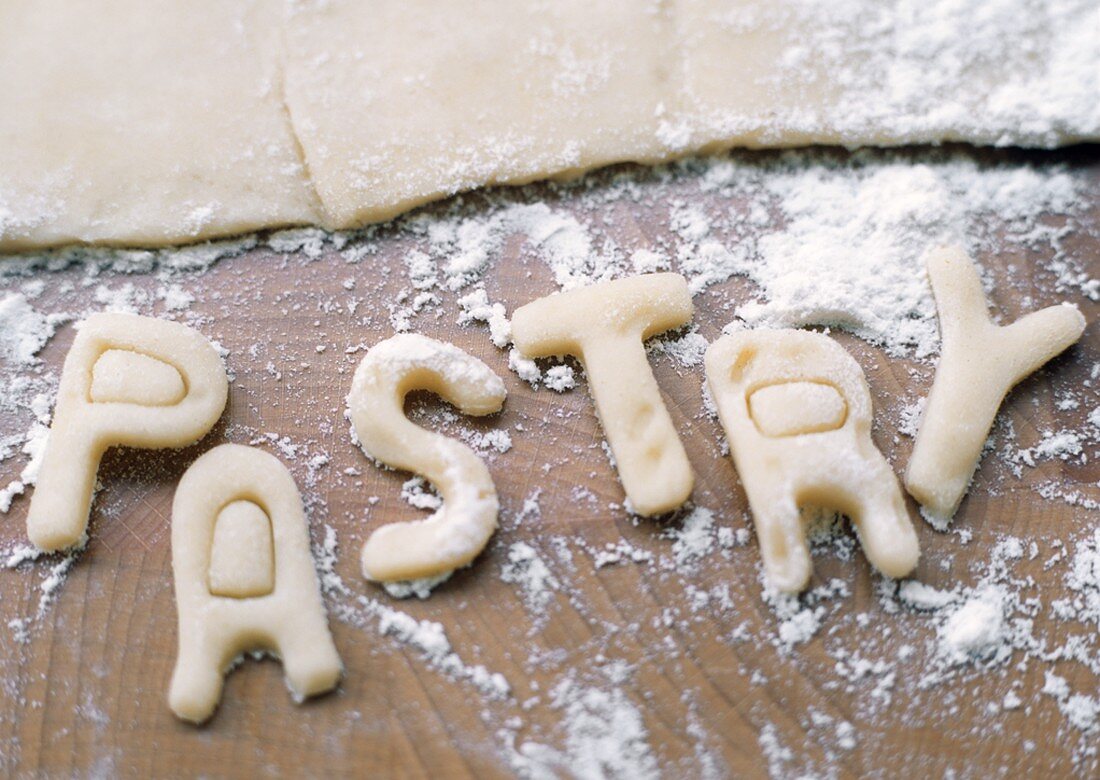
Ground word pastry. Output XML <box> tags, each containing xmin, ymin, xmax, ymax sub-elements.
<box><xmin>10</xmin><ymin>260</ymin><xmax>1086</xmax><ymax>723</ymax></box>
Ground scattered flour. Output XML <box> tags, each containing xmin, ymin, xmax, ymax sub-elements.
<box><xmin>940</xmin><ymin>587</ymin><xmax>1007</xmax><ymax>662</ymax></box>
<box><xmin>0</xmin><ymin>143</ymin><xmax>1096</xmax><ymax>776</ymax></box>
<box><xmin>0</xmin><ymin>293</ymin><xmax>63</xmax><ymax>364</ymax></box>
<box><xmin>391</xmin><ymin>151</ymin><xmax>1091</xmax><ymax>380</ymax></box>
<box><xmin>1014</xmin><ymin>429</ymin><xmax>1085</xmax><ymax>467</ymax></box>
<box><xmin>457</xmin><ymin>287</ymin><xmax>511</xmax><ymax>348</ymax></box>
<box><xmin>650</xmin><ymin>328</ymin><xmax>709</xmax><ymax>369</ymax></box>
<box><xmin>4</xmin><ymin>543</ymin><xmax>82</xmax><ymax>643</ymax></box>
<box><xmin>543</xmin><ymin>365</ymin><xmax>576</xmax><ymax>393</ymax></box>
<box><xmin>383</xmin><ymin>571</ymin><xmax>454</xmax><ymax>600</ymax></box>
<box><xmin>763</xmin><ymin>577</ymin><xmax>851</xmax><ymax>651</ymax></box>
<box><xmin>312</xmin><ymin>525</ymin><xmax>510</xmax><ymax>699</ymax></box>
<box><xmin>500</xmin><ymin>541</ymin><xmax>560</xmax><ymax>616</ymax></box>
<box><xmin>722</xmin><ymin>160</ymin><xmax>1081</xmax><ymax>357</ymax></box>
<box><xmin>508</xmin><ymin>670</ymin><xmax>659</xmax><ymax>780</ymax></box>
<box><xmin>666</xmin><ymin>506</ymin><xmax>720</xmax><ymax>569</ymax></box>
<box><xmin>400</xmin><ymin>476</ymin><xmax>443</xmax><ymax>511</ymax></box>
<box><xmin>0</xmin><ymin>420</ymin><xmax>49</xmax><ymax>513</ymax></box>
<box><xmin>1043</xmin><ymin>671</ymin><xmax>1100</xmax><ymax>732</ymax></box>
<box><xmin>463</xmin><ymin>428</ymin><xmax>513</xmax><ymax>454</ymax></box>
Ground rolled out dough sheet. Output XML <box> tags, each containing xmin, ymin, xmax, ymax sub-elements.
<box><xmin>676</xmin><ymin>0</ymin><xmax>1100</xmax><ymax>149</ymax></box>
<box><xmin>283</xmin><ymin>0</ymin><xmax>672</xmax><ymax>228</ymax></box>
<box><xmin>1</xmin><ymin>0</ymin><xmax>1097</xmax><ymax>251</ymax></box>
<box><xmin>280</xmin><ymin>0</ymin><xmax>1100</xmax><ymax>228</ymax></box>
<box><xmin>0</xmin><ymin>0</ymin><xmax>320</xmax><ymax>251</ymax></box>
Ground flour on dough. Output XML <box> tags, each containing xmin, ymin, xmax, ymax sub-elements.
<box><xmin>283</xmin><ymin>0</ymin><xmax>1100</xmax><ymax>230</ymax></box>
<box><xmin>0</xmin><ymin>0</ymin><xmax>319</xmax><ymax>250</ymax></box>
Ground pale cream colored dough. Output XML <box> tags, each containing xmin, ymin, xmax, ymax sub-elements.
<box><xmin>27</xmin><ymin>313</ymin><xmax>228</xmax><ymax>552</ymax></box>
<box><xmin>282</xmin><ymin>1</ymin><xmax>1100</xmax><ymax>229</ymax></box>
<box><xmin>169</xmin><ymin>444</ymin><xmax>341</xmax><ymax>724</ymax></box>
<box><xmin>347</xmin><ymin>334</ymin><xmax>507</xmax><ymax>584</ymax></box>
<box><xmin>511</xmin><ymin>273</ymin><xmax>694</xmax><ymax>516</ymax></box>
<box><xmin>0</xmin><ymin>0</ymin><xmax>320</xmax><ymax>251</ymax></box>
<box><xmin>4</xmin><ymin>1</ymin><xmax>1096</xmax><ymax>250</ymax></box>
<box><xmin>672</xmin><ymin>0</ymin><xmax>1089</xmax><ymax>149</ymax></box>
<box><xmin>905</xmin><ymin>246</ymin><xmax>1086</xmax><ymax>525</ymax></box>
<box><xmin>208</xmin><ymin>500</ymin><xmax>276</xmax><ymax>599</ymax></box>
<box><xmin>282</xmin><ymin>0</ymin><xmax>670</xmax><ymax>228</ymax></box>
<box><xmin>705</xmin><ymin>329</ymin><xmax>919</xmax><ymax>593</ymax></box>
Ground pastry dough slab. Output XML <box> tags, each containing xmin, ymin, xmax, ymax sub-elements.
<box><xmin>2</xmin><ymin>0</ymin><xmax>1097</xmax><ymax>250</ymax></box>
<box><xmin>0</xmin><ymin>0</ymin><xmax>320</xmax><ymax>251</ymax></box>
<box><xmin>283</xmin><ymin>0</ymin><xmax>671</xmax><ymax>228</ymax></box>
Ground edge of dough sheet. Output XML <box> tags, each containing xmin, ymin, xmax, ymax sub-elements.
<box><xmin>2</xmin><ymin>0</ymin><xmax>1097</xmax><ymax>253</ymax></box>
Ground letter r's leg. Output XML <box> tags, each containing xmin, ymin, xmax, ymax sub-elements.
<box><xmin>850</xmin><ymin>475</ymin><xmax>921</xmax><ymax>580</ymax></box>
<box><xmin>749</xmin><ymin>492</ymin><xmax>812</xmax><ymax>594</ymax></box>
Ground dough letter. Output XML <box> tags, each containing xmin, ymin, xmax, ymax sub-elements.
<box><xmin>511</xmin><ymin>273</ymin><xmax>694</xmax><ymax>516</ymax></box>
<box><xmin>169</xmin><ymin>444</ymin><xmax>342</xmax><ymax>724</ymax></box>
<box><xmin>26</xmin><ymin>313</ymin><xmax>228</xmax><ymax>551</ymax></box>
<box><xmin>905</xmin><ymin>246</ymin><xmax>1086</xmax><ymax>525</ymax></box>
<box><xmin>705</xmin><ymin>329</ymin><xmax>919</xmax><ymax>593</ymax></box>
<box><xmin>347</xmin><ymin>334</ymin><xmax>507</xmax><ymax>583</ymax></box>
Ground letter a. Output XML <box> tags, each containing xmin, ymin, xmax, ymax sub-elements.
<box><xmin>169</xmin><ymin>444</ymin><xmax>342</xmax><ymax>723</ymax></box>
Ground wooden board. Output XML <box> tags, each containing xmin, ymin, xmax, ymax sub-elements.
<box><xmin>0</xmin><ymin>147</ymin><xmax>1097</xmax><ymax>777</ymax></box>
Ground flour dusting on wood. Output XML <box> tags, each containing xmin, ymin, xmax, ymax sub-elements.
<box><xmin>0</xmin><ymin>147</ymin><xmax>1096</xmax><ymax>776</ymax></box>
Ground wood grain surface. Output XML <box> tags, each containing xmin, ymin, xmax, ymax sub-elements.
<box><xmin>0</xmin><ymin>147</ymin><xmax>1097</xmax><ymax>778</ymax></box>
